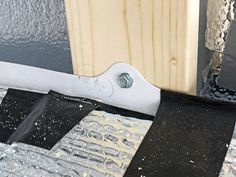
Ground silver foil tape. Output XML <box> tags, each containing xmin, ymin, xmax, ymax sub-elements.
<box><xmin>205</xmin><ymin>0</ymin><xmax>235</xmax><ymax>53</ymax></box>
<box><xmin>51</xmin><ymin>110</ymin><xmax>152</xmax><ymax>177</ymax></box>
<box><xmin>0</xmin><ymin>110</ymin><xmax>152</xmax><ymax>177</ymax></box>
<box><xmin>0</xmin><ymin>88</ymin><xmax>7</xmax><ymax>104</ymax></box>
<box><xmin>219</xmin><ymin>124</ymin><xmax>236</xmax><ymax>177</ymax></box>
<box><xmin>0</xmin><ymin>0</ymin><xmax>68</xmax><ymax>46</ymax></box>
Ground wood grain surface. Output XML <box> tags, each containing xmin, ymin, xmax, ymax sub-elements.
<box><xmin>64</xmin><ymin>0</ymin><xmax>200</xmax><ymax>94</ymax></box>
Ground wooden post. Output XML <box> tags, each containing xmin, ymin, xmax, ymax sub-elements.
<box><xmin>64</xmin><ymin>0</ymin><xmax>200</xmax><ymax>94</ymax></box>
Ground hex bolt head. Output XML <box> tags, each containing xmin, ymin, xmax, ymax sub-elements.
<box><xmin>117</xmin><ymin>73</ymin><xmax>133</xmax><ymax>88</ymax></box>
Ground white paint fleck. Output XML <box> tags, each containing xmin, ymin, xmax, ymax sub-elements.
<box><xmin>190</xmin><ymin>160</ymin><xmax>194</xmax><ymax>163</ymax></box>
<box><xmin>83</xmin><ymin>172</ymin><xmax>88</xmax><ymax>177</ymax></box>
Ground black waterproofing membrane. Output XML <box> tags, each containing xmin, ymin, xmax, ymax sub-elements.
<box><xmin>0</xmin><ymin>88</ymin><xmax>152</xmax><ymax>150</ymax></box>
<box><xmin>124</xmin><ymin>90</ymin><xmax>236</xmax><ymax>177</ymax></box>
<box><xmin>0</xmin><ymin>89</ymin><xmax>43</xmax><ymax>143</ymax></box>
<box><xmin>6</xmin><ymin>91</ymin><xmax>100</xmax><ymax>149</ymax></box>
<box><xmin>0</xmin><ymin>89</ymin><xmax>100</xmax><ymax>149</ymax></box>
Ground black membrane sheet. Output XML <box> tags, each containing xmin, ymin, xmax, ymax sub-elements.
<box><xmin>6</xmin><ymin>91</ymin><xmax>100</xmax><ymax>149</ymax></box>
<box><xmin>0</xmin><ymin>89</ymin><xmax>152</xmax><ymax>150</ymax></box>
<box><xmin>125</xmin><ymin>90</ymin><xmax>236</xmax><ymax>177</ymax></box>
<box><xmin>0</xmin><ymin>89</ymin><xmax>43</xmax><ymax>142</ymax></box>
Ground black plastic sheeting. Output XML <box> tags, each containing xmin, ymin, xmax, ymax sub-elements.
<box><xmin>125</xmin><ymin>90</ymin><xmax>236</xmax><ymax>177</ymax></box>
<box><xmin>0</xmin><ymin>89</ymin><xmax>152</xmax><ymax>150</ymax></box>
<box><xmin>6</xmin><ymin>91</ymin><xmax>100</xmax><ymax>149</ymax></box>
<box><xmin>0</xmin><ymin>89</ymin><xmax>99</xmax><ymax>149</ymax></box>
<box><xmin>0</xmin><ymin>89</ymin><xmax>42</xmax><ymax>143</ymax></box>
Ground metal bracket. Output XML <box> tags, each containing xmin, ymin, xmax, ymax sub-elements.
<box><xmin>0</xmin><ymin>62</ymin><xmax>160</xmax><ymax>116</ymax></box>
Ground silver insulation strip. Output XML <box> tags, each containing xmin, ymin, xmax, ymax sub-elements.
<box><xmin>0</xmin><ymin>0</ymin><xmax>68</xmax><ymax>45</ymax></box>
<box><xmin>206</xmin><ymin>0</ymin><xmax>235</xmax><ymax>53</ymax></box>
<box><xmin>0</xmin><ymin>88</ymin><xmax>7</xmax><ymax>104</ymax></box>
<box><xmin>0</xmin><ymin>110</ymin><xmax>152</xmax><ymax>177</ymax></box>
<box><xmin>219</xmin><ymin>125</ymin><xmax>236</xmax><ymax>177</ymax></box>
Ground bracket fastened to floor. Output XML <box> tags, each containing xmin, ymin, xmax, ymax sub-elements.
<box><xmin>0</xmin><ymin>61</ymin><xmax>160</xmax><ymax>116</ymax></box>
